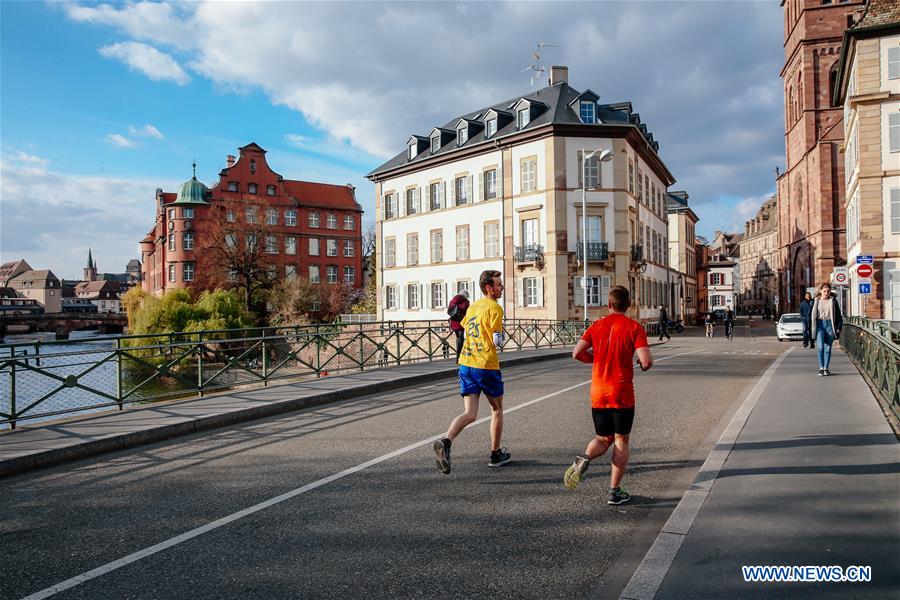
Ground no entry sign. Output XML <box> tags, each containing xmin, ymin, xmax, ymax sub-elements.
<box><xmin>857</xmin><ymin>264</ymin><xmax>874</xmax><ymax>278</ymax></box>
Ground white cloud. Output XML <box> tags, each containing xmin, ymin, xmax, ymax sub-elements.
<box><xmin>106</xmin><ymin>133</ymin><xmax>137</xmax><ymax>148</ymax></box>
<box><xmin>0</xmin><ymin>156</ymin><xmax>177</xmax><ymax>280</ymax></box>
<box><xmin>99</xmin><ymin>41</ymin><xmax>190</xmax><ymax>85</ymax></box>
<box><xmin>129</xmin><ymin>124</ymin><xmax>165</xmax><ymax>140</ymax></box>
<box><xmin>65</xmin><ymin>0</ymin><xmax>786</xmax><ymax>233</ymax></box>
<box><xmin>13</xmin><ymin>150</ymin><xmax>49</xmax><ymax>168</ymax></box>
<box><xmin>105</xmin><ymin>133</ymin><xmax>137</xmax><ymax>148</ymax></box>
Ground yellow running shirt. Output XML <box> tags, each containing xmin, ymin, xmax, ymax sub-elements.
<box><xmin>457</xmin><ymin>297</ymin><xmax>504</xmax><ymax>370</ymax></box>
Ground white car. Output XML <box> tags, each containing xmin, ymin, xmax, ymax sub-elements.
<box><xmin>777</xmin><ymin>313</ymin><xmax>805</xmax><ymax>342</ymax></box>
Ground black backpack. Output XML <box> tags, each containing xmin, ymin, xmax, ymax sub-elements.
<box><xmin>448</xmin><ymin>302</ymin><xmax>463</xmax><ymax>322</ymax></box>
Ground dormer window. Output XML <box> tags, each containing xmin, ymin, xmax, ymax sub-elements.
<box><xmin>580</xmin><ymin>101</ymin><xmax>596</xmax><ymax>124</ymax></box>
<box><xmin>457</xmin><ymin>127</ymin><xmax>468</xmax><ymax>146</ymax></box>
<box><xmin>430</xmin><ymin>135</ymin><xmax>440</xmax><ymax>153</ymax></box>
<box><xmin>486</xmin><ymin>118</ymin><xmax>497</xmax><ymax>138</ymax></box>
<box><xmin>409</xmin><ymin>142</ymin><xmax>418</xmax><ymax>160</ymax></box>
<box><xmin>517</xmin><ymin>107</ymin><xmax>530</xmax><ymax>129</ymax></box>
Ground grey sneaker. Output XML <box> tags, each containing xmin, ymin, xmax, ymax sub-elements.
<box><xmin>433</xmin><ymin>438</ymin><xmax>451</xmax><ymax>474</ymax></box>
<box><xmin>824</xmin><ymin>369</ymin><xmax>832</xmax><ymax>376</ymax></box>
<box><xmin>564</xmin><ymin>455</ymin><xmax>591</xmax><ymax>491</ymax></box>
<box><xmin>607</xmin><ymin>486</ymin><xmax>631</xmax><ymax>505</ymax></box>
<box><xmin>488</xmin><ymin>447</ymin><xmax>511</xmax><ymax>467</ymax></box>
<box><xmin>818</xmin><ymin>369</ymin><xmax>824</xmax><ymax>376</ymax></box>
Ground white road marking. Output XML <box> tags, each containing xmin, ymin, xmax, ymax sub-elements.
<box><xmin>21</xmin><ymin>348</ymin><xmax>704</xmax><ymax>600</ymax></box>
<box><xmin>618</xmin><ymin>347</ymin><xmax>792</xmax><ymax>600</ymax></box>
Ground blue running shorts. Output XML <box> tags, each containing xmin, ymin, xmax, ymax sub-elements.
<box><xmin>458</xmin><ymin>365</ymin><xmax>504</xmax><ymax>398</ymax></box>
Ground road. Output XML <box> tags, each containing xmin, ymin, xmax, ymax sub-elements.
<box><xmin>2</xmin><ymin>325</ymin><xmax>785</xmax><ymax>599</ymax></box>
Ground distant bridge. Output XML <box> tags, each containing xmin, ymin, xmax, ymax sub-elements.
<box><xmin>0</xmin><ymin>313</ymin><xmax>127</xmax><ymax>340</ymax></box>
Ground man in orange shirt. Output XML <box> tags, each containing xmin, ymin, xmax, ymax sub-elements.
<box><xmin>564</xmin><ymin>285</ymin><xmax>653</xmax><ymax>505</ymax></box>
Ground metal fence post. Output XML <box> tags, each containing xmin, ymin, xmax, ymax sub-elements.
<box><xmin>396</xmin><ymin>326</ymin><xmax>401</xmax><ymax>366</ymax></box>
<box><xmin>262</xmin><ymin>339</ymin><xmax>268</xmax><ymax>386</ymax></box>
<box><xmin>116</xmin><ymin>338</ymin><xmax>123</xmax><ymax>411</ymax></box>
<box><xmin>9</xmin><ymin>355</ymin><xmax>16</xmax><ymax>430</ymax></box>
<box><xmin>34</xmin><ymin>341</ymin><xmax>41</xmax><ymax>368</ymax></box>
<box><xmin>197</xmin><ymin>343</ymin><xmax>204</xmax><ymax>397</ymax></box>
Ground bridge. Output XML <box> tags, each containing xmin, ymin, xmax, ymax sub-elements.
<box><xmin>1</xmin><ymin>321</ymin><xmax>897</xmax><ymax>599</ymax></box>
<box><xmin>0</xmin><ymin>312</ymin><xmax>127</xmax><ymax>340</ymax></box>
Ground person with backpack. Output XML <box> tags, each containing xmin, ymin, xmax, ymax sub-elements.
<box><xmin>447</xmin><ymin>289</ymin><xmax>470</xmax><ymax>362</ymax></box>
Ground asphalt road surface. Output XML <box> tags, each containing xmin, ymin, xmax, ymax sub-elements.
<box><xmin>2</xmin><ymin>325</ymin><xmax>785</xmax><ymax>600</ymax></box>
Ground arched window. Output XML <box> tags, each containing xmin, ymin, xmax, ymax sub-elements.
<box><xmin>828</xmin><ymin>61</ymin><xmax>840</xmax><ymax>107</ymax></box>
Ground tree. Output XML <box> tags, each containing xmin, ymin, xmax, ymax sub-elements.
<box><xmin>348</xmin><ymin>224</ymin><xmax>377</xmax><ymax>314</ymax></box>
<box><xmin>268</xmin><ymin>277</ymin><xmax>318</xmax><ymax>326</ymax></box>
<box><xmin>128</xmin><ymin>288</ymin><xmax>252</xmax><ymax>337</ymax></box>
<box><xmin>194</xmin><ymin>199</ymin><xmax>278</xmax><ymax>314</ymax></box>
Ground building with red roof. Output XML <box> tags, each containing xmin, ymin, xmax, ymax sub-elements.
<box><xmin>140</xmin><ymin>143</ymin><xmax>364</xmax><ymax>299</ymax></box>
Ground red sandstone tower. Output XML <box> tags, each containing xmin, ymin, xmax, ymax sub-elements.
<box><xmin>777</xmin><ymin>0</ymin><xmax>864</xmax><ymax>311</ymax></box>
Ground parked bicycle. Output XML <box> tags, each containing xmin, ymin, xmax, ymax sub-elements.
<box><xmin>664</xmin><ymin>319</ymin><xmax>685</xmax><ymax>334</ymax></box>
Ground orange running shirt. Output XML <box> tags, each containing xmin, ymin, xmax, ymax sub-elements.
<box><xmin>580</xmin><ymin>313</ymin><xmax>649</xmax><ymax>409</ymax></box>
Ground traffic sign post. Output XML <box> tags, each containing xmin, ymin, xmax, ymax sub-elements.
<box><xmin>859</xmin><ymin>282</ymin><xmax>872</xmax><ymax>294</ymax></box>
<box><xmin>831</xmin><ymin>267</ymin><xmax>849</xmax><ymax>286</ymax></box>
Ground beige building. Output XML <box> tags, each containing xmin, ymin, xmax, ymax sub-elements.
<box><xmin>367</xmin><ymin>67</ymin><xmax>677</xmax><ymax>323</ymax></box>
<box><xmin>666</xmin><ymin>191</ymin><xmax>699</xmax><ymax>321</ymax></box>
<box><xmin>739</xmin><ymin>195</ymin><xmax>781</xmax><ymax>315</ymax></box>
<box><xmin>6</xmin><ymin>268</ymin><xmax>62</xmax><ymax>313</ymax></box>
<box><xmin>835</xmin><ymin>0</ymin><xmax>900</xmax><ymax>320</ymax></box>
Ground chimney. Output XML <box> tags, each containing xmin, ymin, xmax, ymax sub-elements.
<box><xmin>549</xmin><ymin>65</ymin><xmax>568</xmax><ymax>86</ymax></box>
<box><xmin>226</xmin><ymin>154</ymin><xmax>236</xmax><ymax>167</ymax></box>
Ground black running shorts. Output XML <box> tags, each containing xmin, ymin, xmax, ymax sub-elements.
<box><xmin>591</xmin><ymin>408</ymin><xmax>635</xmax><ymax>436</ymax></box>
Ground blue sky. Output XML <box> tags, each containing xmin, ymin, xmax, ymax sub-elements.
<box><xmin>1</xmin><ymin>1</ymin><xmax>783</xmax><ymax>280</ymax></box>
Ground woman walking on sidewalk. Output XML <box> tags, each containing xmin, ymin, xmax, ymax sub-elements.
<box><xmin>811</xmin><ymin>283</ymin><xmax>843</xmax><ymax>376</ymax></box>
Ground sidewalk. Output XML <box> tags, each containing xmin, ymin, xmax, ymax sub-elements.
<box><xmin>0</xmin><ymin>347</ymin><xmax>570</xmax><ymax>478</ymax></box>
<box><xmin>621</xmin><ymin>346</ymin><xmax>900</xmax><ymax>599</ymax></box>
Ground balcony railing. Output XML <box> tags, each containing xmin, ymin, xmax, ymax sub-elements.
<box><xmin>514</xmin><ymin>244</ymin><xmax>543</xmax><ymax>263</ymax></box>
<box><xmin>630</xmin><ymin>244</ymin><xmax>644</xmax><ymax>263</ymax></box>
<box><xmin>576</xmin><ymin>241</ymin><xmax>609</xmax><ymax>261</ymax></box>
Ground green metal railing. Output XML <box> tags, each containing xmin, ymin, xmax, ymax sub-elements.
<box><xmin>842</xmin><ymin>317</ymin><xmax>900</xmax><ymax>421</ymax></box>
<box><xmin>0</xmin><ymin>319</ymin><xmax>587</xmax><ymax>428</ymax></box>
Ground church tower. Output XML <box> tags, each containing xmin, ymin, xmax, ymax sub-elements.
<box><xmin>777</xmin><ymin>0</ymin><xmax>864</xmax><ymax>311</ymax></box>
<box><xmin>84</xmin><ymin>248</ymin><xmax>97</xmax><ymax>282</ymax></box>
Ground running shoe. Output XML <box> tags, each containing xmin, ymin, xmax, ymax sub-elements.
<box><xmin>824</xmin><ymin>369</ymin><xmax>832</xmax><ymax>376</ymax></box>
<box><xmin>433</xmin><ymin>438</ymin><xmax>451</xmax><ymax>474</ymax></box>
<box><xmin>607</xmin><ymin>486</ymin><xmax>631</xmax><ymax>505</ymax></box>
<box><xmin>818</xmin><ymin>369</ymin><xmax>824</xmax><ymax>376</ymax></box>
<box><xmin>488</xmin><ymin>447</ymin><xmax>511</xmax><ymax>467</ymax></box>
<box><xmin>564</xmin><ymin>455</ymin><xmax>591</xmax><ymax>491</ymax></box>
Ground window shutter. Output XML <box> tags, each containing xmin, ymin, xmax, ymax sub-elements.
<box><xmin>602</xmin><ymin>276</ymin><xmax>611</xmax><ymax>303</ymax></box>
<box><xmin>417</xmin><ymin>187</ymin><xmax>422</xmax><ymax>213</ymax></box>
<box><xmin>423</xmin><ymin>283</ymin><xmax>431</xmax><ymax>309</ymax></box>
<box><xmin>442</xmin><ymin>181</ymin><xmax>447</xmax><ymax>209</ymax></box>
<box><xmin>573</xmin><ymin>276</ymin><xmax>584</xmax><ymax>306</ymax></box>
<box><xmin>477</xmin><ymin>172</ymin><xmax>484</xmax><ymax>202</ymax></box>
<box><xmin>516</xmin><ymin>278</ymin><xmax>524</xmax><ymax>307</ymax></box>
<box><xmin>424</xmin><ymin>185</ymin><xmax>431</xmax><ymax>213</ymax></box>
<box><xmin>537</xmin><ymin>277</ymin><xmax>544</xmax><ymax>307</ymax></box>
<box><xmin>382</xmin><ymin>286</ymin><xmax>387</xmax><ymax>311</ymax></box>
<box><xmin>442</xmin><ymin>283</ymin><xmax>448</xmax><ymax>309</ymax></box>
<box><xmin>577</xmin><ymin>151</ymin><xmax>583</xmax><ymax>188</ymax></box>
<box><xmin>399</xmin><ymin>285</ymin><xmax>405</xmax><ymax>310</ymax></box>
<box><xmin>449</xmin><ymin>179</ymin><xmax>456</xmax><ymax>206</ymax></box>
<box><xmin>466</xmin><ymin>175</ymin><xmax>473</xmax><ymax>204</ymax></box>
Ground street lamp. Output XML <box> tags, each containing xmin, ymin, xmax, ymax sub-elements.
<box><xmin>582</xmin><ymin>148</ymin><xmax>613</xmax><ymax>321</ymax></box>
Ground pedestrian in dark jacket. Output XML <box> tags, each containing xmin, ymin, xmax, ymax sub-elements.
<box><xmin>799</xmin><ymin>292</ymin><xmax>814</xmax><ymax>348</ymax></box>
<box><xmin>657</xmin><ymin>305</ymin><xmax>670</xmax><ymax>342</ymax></box>
<box><xmin>447</xmin><ymin>290</ymin><xmax>470</xmax><ymax>361</ymax></box>
<box><xmin>811</xmin><ymin>284</ymin><xmax>843</xmax><ymax>376</ymax></box>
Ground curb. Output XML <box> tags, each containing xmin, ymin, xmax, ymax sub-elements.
<box><xmin>1</xmin><ymin>349</ymin><xmax>572</xmax><ymax>479</ymax></box>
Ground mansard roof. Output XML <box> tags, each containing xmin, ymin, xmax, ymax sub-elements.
<box><xmin>370</xmin><ymin>81</ymin><xmax>667</xmax><ymax>179</ymax></box>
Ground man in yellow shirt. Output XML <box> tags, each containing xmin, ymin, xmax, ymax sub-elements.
<box><xmin>433</xmin><ymin>270</ymin><xmax>511</xmax><ymax>473</ymax></box>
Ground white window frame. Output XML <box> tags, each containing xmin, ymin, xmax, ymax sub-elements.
<box><xmin>521</xmin><ymin>218</ymin><xmax>538</xmax><ymax>247</ymax></box>
<box><xmin>168</xmin><ymin>264</ymin><xmax>176</xmax><ymax>283</ymax></box>
<box><xmin>430</xmin><ymin>182</ymin><xmax>443</xmax><ymax>210</ymax></box>
<box><xmin>455</xmin><ymin>176</ymin><xmax>468</xmax><ymax>205</ymax></box>
<box><xmin>386</xmin><ymin>285</ymin><xmax>397</xmax><ymax>309</ymax></box>
<box><xmin>327</xmin><ymin>213</ymin><xmax>337</xmax><ymax>229</ymax></box>
<box><xmin>517</xmin><ymin>107</ymin><xmax>530</xmax><ymax>129</ymax></box>
<box><xmin>309</xmin><ymin>265</ymin><xmax>320</xmax><ymax>283</ymax></box>
<box><xmin>182</xmin><ymin>232</ymin><xmax>194</xmax><ymax>250</ymax></box>
<box><xmin>407</xmin><ymin>284</ymin><xmax>420</xmax><ymax>309</ymax></box>
<box><xmin>344</xmin><ymin>266</ymin><xmax>355</xmax><ymax>284</ymax></box>
<box><xmin>889</xmin><ymin>47</ymin><xmax>900</xmax><ymax>80</ymax></box>
<box><xmin>406</xmin><ymin>188</ymin><xmax>418</xmax><ymax>215</ymax></box>
<box><xmin>309</xmin><ymin>211</ymin><xmax>320</xmax><ymax>228</ymax></box>
<box><xmin>309</xmin><ymin>238</ymin><xmax>320</xmax><ymax>256</ymax></box>
<box><xmin>486</xmin><ymin>118</ymin><xmax>497</xmax><ymax>138</ymax></box>
<box><xmin>344</xmin><ymin>214</ymin><xmax>354</xmax><ymax>230</ymax></box>
<box><xmin>484</xmin><ymin>169</ymin><xmax>497</xmax><ymax>200</ymax></box>
<box><xmin>456</xmin><ymin>226</ymin><xmax>470</xmax><ymax>261</ymax></box>
<box><xmin>431</xmin><ymin>282</ymin><xmax>445</xmax><ymax>308</ymax></box>
<box><xmin>485</xmin><ymin>222</ymin><xmax>499</xmax><ymax>258</ymax></box>
<box><xmin>431</xmin><ymin>135</ymin><xmax>440</xmax><ymax>154</ymax></box>
<box><xmin>183</xmin><ymin>263</ymin><xmax>194</xmax><ymax>282</ymax></box>
<box><xmin>344</xmin><ymin>239</ymin><xmax>354</xmax><ymax>257</ymax></box>
<box><xmin>246</xmin><ymin>207</ymin><xmax>258</xmax><ymax>224</ymax></box>
<box><xmin>266</xmin><ymin>208</ymin><xmax>278</xmax><ymax>225</ymax></box>
<box><xmin>285</xmin><ymin>210</ymin><xmax>297</xmax><ymax>226</ymax></box>
<box><xmin>326</xmin><ymin>239</ymin><xmax>337</xmax><ymax>257</ymax></box>
<box><xmin>408</xmin><ymin>143</ymin><xmax>417</xmax><ymax>160</ymax></box>
<box><xmin>265</xmin><ymin>235</ymin><xmax>278</xmax><ymax>254</ymax></box>
<box><xmin>384</xmin><ymin>239</ymin><xmax>396</xmax><ymax>268</ymax></box>
<box><xmin>285</xmin><ymin>236</ymin><xmax>297</xmax><ymax>255</ymax></box>
<box><xmin>580</xmin><ymin>101</ymin><xmax>596</xmax><ymax>124</ymax></box>
<box><xmin>457</xmin><ymin>127</ymin><xmax>468</xmax><ymax>146</ymax></box>
<box><xmin>524</xmin><ymin>277</ymin><xmax>540</xmax><ymax>307</ymax></box>
<box><xmin>326</xmin><ymin>265</ymin><xmax>338</xmax><ymax>284</ymax></box>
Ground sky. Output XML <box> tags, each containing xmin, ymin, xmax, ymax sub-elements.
<box><xmin>1</xmin><ymin>0</ymin><xmax>786</xmax><ymax>280</ymax></box>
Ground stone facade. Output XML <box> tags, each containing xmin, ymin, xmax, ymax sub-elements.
<box><xmin>777</xmin><ymin>0</ymin><xmax>864</xmax><ymax>313</ymax></box>
<box><xmin>667</xmin><ymin>191</ymin><xmax>699</xmax><ymax>321</ymax></box>
<box><xmin>835</xmin><ymin>0</ymin><xmax>900</xmax><ymax>320</ymax></box>
<box><xmin>739</xmin><ymin>196</ymin><xmax>781</xmax><ymax>315</ymax></box>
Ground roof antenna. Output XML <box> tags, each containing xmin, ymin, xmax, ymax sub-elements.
<box><xmin>521</xmin><ymin>41</ymin><xmax>558</xmax><ymax>86</ymax></box>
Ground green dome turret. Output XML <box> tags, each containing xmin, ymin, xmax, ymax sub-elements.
<box><xmin>172</xmin><ymin>161</ymin><xmax>210</xmax><ymax>205</ymax></box>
